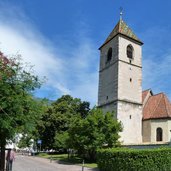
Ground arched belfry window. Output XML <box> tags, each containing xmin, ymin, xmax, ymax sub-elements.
<box><xmin>107</xmin><ymin>48</ymin><xmax>112</xmax><ymax>62</ymax></box>
<box><xmin>127</xmin><ymin>45</ymin><xmax>134</xmax><ymax>59</ymax></box>
<box><xmin>156</xmin><ymin>127</ymin><xmax>163</xmax><ymax>141</ymax></box>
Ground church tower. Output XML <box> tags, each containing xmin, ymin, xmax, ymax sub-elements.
<box><xmin>98</xmin><ymin>18</ymin><xmax>143</xmax><ymax>144</ymax></box>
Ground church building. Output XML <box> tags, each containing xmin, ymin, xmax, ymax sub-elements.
<box><xmin>98</xmin><ymin>17</ymin><xmax>171</xmax><ymax>145</ymax></box>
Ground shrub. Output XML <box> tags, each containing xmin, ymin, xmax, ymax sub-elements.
<box><xmin>97</xmin><ymin>147</ymin><xmax>171</xmax><ymax>171</ymax></box>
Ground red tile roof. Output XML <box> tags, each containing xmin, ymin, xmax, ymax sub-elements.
<box><xmin>143</xmin><ymin>92</ymin><xmax>171</xmax><ymax>120</ymax></box>
<box><xmin>142</xmin><ymin>89</ymin><xmax>150</xmax><ymax>103</ymax></box>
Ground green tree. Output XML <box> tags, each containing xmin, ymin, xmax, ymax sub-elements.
<box><xmin>17</xmin><ymin>134</ymin><xmax>33</xmax><ymax>149</ymax></box>
<box><xmin>37</xmin><ymin>95</ymin><xmax>90</xmax><ymax>150</ymax></box>
<box><xmin>68</xmin><ymin>108</ymin><xmax>122</xmax><ymax>161</ymax></box>
<box><xmin>0</xmin><ymin>54</ymin><xmax>43</xmax><ymax>170</ymax></box>
<box><xmin>54</xmin><ymin>131</ymin><xmax>69</xmax><ymax>150</ymax></box>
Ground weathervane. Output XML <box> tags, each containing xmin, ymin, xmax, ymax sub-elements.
<box><xmin>120</xmin><ymin>7</ymin><xmax>123</xmax><ymax>20</ymax></box>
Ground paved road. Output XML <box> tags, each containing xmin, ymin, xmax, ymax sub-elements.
<box><xmin>13</xmin><ymin>154</ymin><xmax>99</xmax><ymax>171</ymax></box>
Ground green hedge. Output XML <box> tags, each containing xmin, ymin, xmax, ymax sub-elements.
<box><xmin>97</xmin><ymin>147</ymin><xmax>171</xmax><ymax>171</ymax></box>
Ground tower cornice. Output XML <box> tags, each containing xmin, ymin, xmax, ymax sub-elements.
<box><xmin>99</xmin><ymin>32</ymin><xmax>143</xmax><ymax>50</ymax></box>
<box><xmin>99</xmin><ymin>59</ymin><xmax>142</xmax><ymax>73</ymax></box>
<box><xmin>98</xmin><ymin>99</ymin><xmax>142</xmax><ymax>108</ymax></box>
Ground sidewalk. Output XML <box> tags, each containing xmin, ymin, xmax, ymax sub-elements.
<box><xmin>34</xmin><ymin>155</ymin><xmax>98</xmax><ymax>170</ymax></box>
<box><xmin>13</xmin><ymin>154</ymin><xmax>99</xmax><ymax>171</ymax></box>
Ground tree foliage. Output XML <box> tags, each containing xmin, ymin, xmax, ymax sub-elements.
<box><xmin>17</xmin><ymin>135</ymin><xmax>33</xmax><ymax>149</ymax></box>
<box><xmin>68</xmin><ymin>108</ymin><xmax>122</xmax><ymax>161</ymax></box>
<box><xmin>0</xmin><ymin>54</ymin><xmax>43</xmax><ymax>170</ymax></box>
<box><xmin>0</xmin><ymin>55</ymin><xmax>42</xmax><ymax>137</ymax></box>
<box><xmin>54</xmin><ymin>131</ymin><xmax>69</xmax><ymax>150</ymax></box>
<box><xmin>36</xmin><ymin>97</ymin><xmax>122</xmax><ymax>161</ymax></box>
<box><xmin>36</xmin><ymin>95</ymin><xmax>90</xmax><ymax>150</ymax></box>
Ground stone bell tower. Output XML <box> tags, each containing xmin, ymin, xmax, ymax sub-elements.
<box><xmin>98</xmin><ymin>18</ymin><xmax>143</xmax><ymax>144</ymax></box>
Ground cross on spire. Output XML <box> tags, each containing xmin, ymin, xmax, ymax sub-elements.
<box><xmin>120</xmin><ymin>7</ymin><xmax>123</xmax><ymax>20</ymax></box>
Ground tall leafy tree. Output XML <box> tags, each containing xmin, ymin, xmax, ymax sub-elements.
<box><xmin>0</xmin><ymin>54</ymin><xmax>43</xmax><ymax>170</ymax></box>
<box><xmin>37</xmin><ymin>95</ymin><xmax>90</xmax><ymax>150</ymax></box>
<box><xmin>68</xmin><ymin>108</ymin><xmax>122</xmax><ymax>161</ymax></box>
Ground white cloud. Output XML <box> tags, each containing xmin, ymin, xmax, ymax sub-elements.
<box><xmin>0</xmin><ymin>2</ymin><xmax>99</xmax><ymax>105</ymax></box>
<box><xmin>143</xmin><ymin>53</ymin><xmax>171</xmax><ymax>91</ymax></box>
<box><xmin>1</xmin><ymin>2</ymin><xmax>171</xmax><ymax>105</ymax></box>
<box><xmin>142</xmin><ymin>26</ymin><xmax>171</xmax><ymax>99</ymax></box>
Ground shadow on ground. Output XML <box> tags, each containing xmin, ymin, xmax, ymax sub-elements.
<box><xmin>53</xmin><ymin>160</ymin><xmax>99</xmax><ymax>170</ymax></box>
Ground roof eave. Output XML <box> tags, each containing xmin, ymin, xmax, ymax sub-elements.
<box><xmin>143</xmin><ymin>116</ymin><xmax>171</xmax><ymax>121</ymax></box>
<box><xmin>99</xmin><ymin>33</ymin><xmax>143</xmax><ymax>50</ymax></box>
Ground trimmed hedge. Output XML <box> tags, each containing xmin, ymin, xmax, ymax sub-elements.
<box><xmin>97</xmin><ymin>147</ymin><xmax>171</xmax><ymax>171</ymax></box>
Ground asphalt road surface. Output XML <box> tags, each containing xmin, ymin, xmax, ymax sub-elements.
<box><xmin>13</xmin><ymin>154</ymin><xmax>99</xmax><ymax>171</ymax></box>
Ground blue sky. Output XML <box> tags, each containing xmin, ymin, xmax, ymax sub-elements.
<box><xmin>0</xmin><ymin>0</ymin><xmax>171</xmax><ymax>105</ymax></box>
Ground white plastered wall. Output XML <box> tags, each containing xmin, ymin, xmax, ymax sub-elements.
<box><xmin>150</xmin><ymin>119</ymin><xmax>171</xmax><ymax>143</ymax></box>
<box><xmin>117</xmin><ymin>102</ymin><xmax>142</xmax><ymax>144</ymax></box>
<box><xmin>117</xmin><ymin>36</ymin><xmax>142</xmax><ymax>144</ymax></box>
<box><xmin>98</xmin><ymin>34</ymin><xmax>143</xmax><ymax>144</ymax></box>
<box><xmin>118</xmin><ymin>36</ymin><xmax>142</xmax><ymax>104</ymax></box>
<box><xmin>98</xmin><ymin>37</ymin><xmax>119</xmax><ymax>106</ymax></box>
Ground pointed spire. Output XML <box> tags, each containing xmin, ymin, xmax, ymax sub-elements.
<box><xmin>99</xmin><ymin>17</ymin><xmax>143</xmax><ymax>49</ymax></box>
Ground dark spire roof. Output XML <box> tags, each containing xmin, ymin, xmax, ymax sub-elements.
<box><xmin>99</xmin><ymin>19</ymin><xmax>143</xmax><ymax>49</ymax></box>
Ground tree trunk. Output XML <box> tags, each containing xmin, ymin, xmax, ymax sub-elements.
<box><xmin>88</xmin><ymin>149</ymin><xmax>96</xmax><ymax>162</ymax></box>
<box><xmin>0</xmin><ymin>137</ymin><xmax>6</xmax><ymax>171</ymax></box>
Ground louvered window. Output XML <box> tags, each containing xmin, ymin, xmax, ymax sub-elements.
<box><xmin>127</xmin><ymin>45</ymin><xmax>134</xmax><ymax>59</ymax></box>
<box><xmin>107</xmin><ymin>48</ymin><xmax>112</xmax><ymax>62</ymax></box>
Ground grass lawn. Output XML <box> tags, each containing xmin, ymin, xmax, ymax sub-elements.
<box><xmin>37</xmin><ymin>153</ymin><xmax>97</xmax><ymax>168</ymax></box>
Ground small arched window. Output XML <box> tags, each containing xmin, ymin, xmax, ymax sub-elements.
<box><xmin>127</xmin><ymin>45</ymin><xmax>134</xmax><ymax>59</ymax></box>
<box><xmin>156</xmin><ymin>127</ymin><xmax>163</xmax><ymax>141</ymax></box>
<box><xmin>107</xmin><ymin>48</ymin><xmax>112</xmax><ymax>62</ymax></box>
